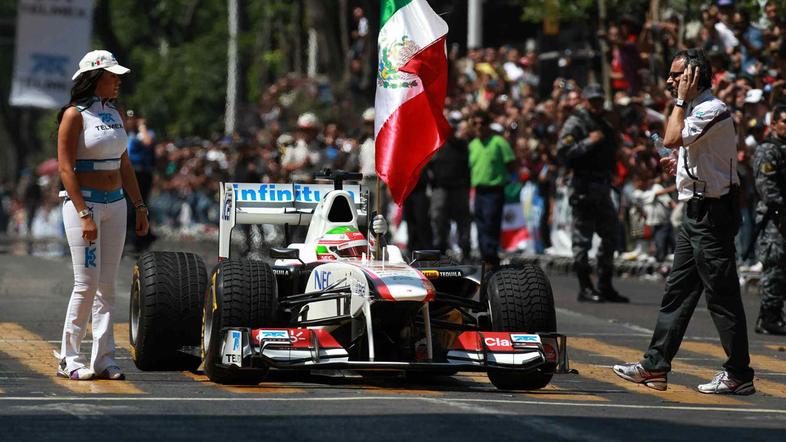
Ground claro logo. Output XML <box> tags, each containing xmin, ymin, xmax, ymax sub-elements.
<box><xmin>485</xmin><ymin>337</ymin><xmax>511</xmax><ymax>347</ymax></box>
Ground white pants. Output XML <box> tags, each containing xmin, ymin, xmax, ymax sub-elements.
<box><xmin>59</xmin><ymin>198</ymin><xmax>126</xmax><ymax>373</ymax></box>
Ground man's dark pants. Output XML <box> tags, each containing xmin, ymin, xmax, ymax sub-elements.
<box><xmin>758</xmin><ymin>221</ymin><xmax>786</xmax><ymax>313</ymax></box>
<box><xmin>474</xmin><ymin>186</ymin><xmax>504</xmax><ymax>266</ymax></box>
<box><xmin>431</xmin><ymin>186</ymin><xmax>471</xmax><ymax>258</ymax></box>
<box><xmin>570</xmin><ymin>184</ymin><xmax>617</xmax><ymax>290</ymax></box>
<box><xmin>403</xmin><ymin>187</ymin><xmax>432</xmax><ymax>252</ymax></box>
<box><xmin>642</xmin><ymin>197</ymin><xmax>754</xmax><ymax>382</ymax></box>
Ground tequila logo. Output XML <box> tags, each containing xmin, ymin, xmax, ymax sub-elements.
<box><xmin>30</xmin><ymin>53</ymin><xmax>69</xmax><ymax>76</ymax></box>
<box><xmin>377</xmin><ymin>35</ymin><xmax>420</xmax><ymax>89</ymax></box>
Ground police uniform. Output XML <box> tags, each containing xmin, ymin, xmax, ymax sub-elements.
<box><xmin>752</xmin><ymin>134</ymin><xmax>786</xmax><ymax>334</ymax></box>
<box><xmin>641</xmin><ymin>89</ymin><xmax>754</xmax><ymax>383</ymax></box>
<box><xmin>557</xmin><ymin>85</ymin><xmax>624</xmax><ymax>302</ymax></box>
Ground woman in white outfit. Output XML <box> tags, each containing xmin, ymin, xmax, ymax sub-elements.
<box><xmin>55</xmin><ymin>50</ymin><xmax>148</xmax><ymax>380</ymax></box>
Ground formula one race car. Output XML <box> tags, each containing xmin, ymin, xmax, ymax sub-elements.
<box><xmin>129</xmin><ymin>170</ymin><xmax>568</xmax><ymax>390</ymax></box>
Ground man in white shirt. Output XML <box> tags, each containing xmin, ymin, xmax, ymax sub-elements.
<box><xmin>613</xmin><ymin>49</ymin><xmax>754</xmax><ymax>396</ymax></box>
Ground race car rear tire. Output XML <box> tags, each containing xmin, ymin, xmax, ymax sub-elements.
<box><xmin>485</xmin><ymin>264</ymin><xmax>556</xmax><ymax>390</ymax></box>
<box><xmin>203</xmin><ymin>259</ymin><xmax>278</xmax><ymax>385</ymax></box>
<box><xmin>130</xmin><ymin>251</ymin><xmax>206</xmax><ymax>371</ymax></box>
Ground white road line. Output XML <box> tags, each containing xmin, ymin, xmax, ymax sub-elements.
<box><xmin>421</xmin><ymin>397</ymin><xmax>619</xmax><ymax>442</ymax></box>
<box><xmin>0</xmin><ymin>396</ymin><xmax>784</xmax><ymax>415</ymax></box>
<box><xmin>449</xmin><ymin>398</ymin><xmax>786</xmax><ymax>414</ymax></box>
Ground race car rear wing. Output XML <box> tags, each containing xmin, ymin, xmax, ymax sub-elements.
<box><xmin>219</xmin><ymin>182</ymin><xmax>366</xmax><ymax>259</ymax></box>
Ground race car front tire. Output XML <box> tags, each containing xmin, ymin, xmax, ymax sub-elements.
<box><xmin>485</xmin><ymin>264</ymin><xmax>557</xmax><ymax>390</ymax></box>
<box><xmin>203</xmin><ymin>259</ymin><xmax>278</xmax><ymax>385</ymax></box>
<box><xmin>130</xmin><ymin>251</ymin><xmax>207</xmax><ymax>371</ymax></box>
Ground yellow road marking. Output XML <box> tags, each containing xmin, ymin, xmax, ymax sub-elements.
<box><xmin>765</xmin><ymin>344</ymin><xmax>786</xmax><ymax>353</ymax></box>
<box><xmin>680</xmin><ymin>341</ymin><xmax>786</xmax><ymax>398</ymax></box>
<box><xmin>114</xmin><ymin>323</ymin><xmax>129</xmax><ymax>348</ymax></box>
<box><xmin>454</xmin><ymin>372</ymin><xmax>606</xmax><ymax>401</ymax></box>
<box><xmin>181</xmin><ymin>371</ymin><xmax>306</xmax><ymax>394</ymax></box>
<box><xmin>358</xmin><ymin>385</ymin><xmax>444</xmax><ymax>396</ymax></box>
<box><xmin>0</xmin><ymin>323</ymin><xmax>144</xmax><ymax>394</ymax></box>
<box><xmin>570</xmin><ymin>337</ymin><xmax>747</xmax><ymax>405</ymax></box>
<box><xmin>522</xmin><ymin>383</ymin><xmax>608</xmax><ymax>402</ymax></box>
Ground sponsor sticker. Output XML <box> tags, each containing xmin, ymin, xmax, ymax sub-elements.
<box><xmin>510</xmin><ymin>334</ymin><xmax>540</xmax><ymax>343</ymax></box>
<box><xmin>314</xmin><ymin>270</ymin><xmax>332</xmax><ymax>290</ymax></box>
<box><xmin>222</xmin><ymin>188</ymin><xmax>232</xmax><ymax>221</ymax></box>
<box><xmin>422</xmin><ymin>270</ymin><xmax>439</xmax><ymax>279</ymax></box>
<box><xmin>259</xmin><ymin>330</ymin><xmax>289</xmax><ymax>340</ymax></box>
<box><xmin>224</xmin><ymin>330</ymin><xmax>242</xmax><ymax>366</ymax></box>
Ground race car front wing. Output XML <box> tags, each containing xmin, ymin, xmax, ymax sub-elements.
<box><xmin>215</xmin><ymin>327</ymin><xmax>569</xmax><ymax>374</ymax></box>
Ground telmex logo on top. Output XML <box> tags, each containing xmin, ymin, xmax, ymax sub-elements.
<box><xmin>232</xmin><ymin>183</ymin><xmax>359</xmax><ymax>203</ymax></box>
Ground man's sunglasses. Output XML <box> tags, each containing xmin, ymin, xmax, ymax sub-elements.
<box><xmin>668</xmin><ymin>71</ymin><xmax>685</xmax><ymax>80</ymax></box>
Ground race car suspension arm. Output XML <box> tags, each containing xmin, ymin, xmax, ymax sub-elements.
<box><xmin>422</xmin><ymin>303</ymin><xmax>434</xmax><ymax>361</ymax></box>
<box><xmin>415</xmin><ymin>317</ymin><xmax>478</xmax><ymax>331</ymax></box>
<box><xmin>433</xmin><ymin>292</ymin><xmax>484</xmax><ymax>311</ymax></box>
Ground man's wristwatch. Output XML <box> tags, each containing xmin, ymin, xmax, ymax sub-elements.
<box><xmin>135</xmin><ymin>203</ymin><xmax>148</xmax><ymax>214</ymax></box>
<box><xmin>675</xmin><ymin>98</ymin><xmax>686</xmax><ymax>108</ymax></box>
<box><xmin>78</xmin><ymin>208</ymin><xmax>91</xmax><ymax>219</ymax></box>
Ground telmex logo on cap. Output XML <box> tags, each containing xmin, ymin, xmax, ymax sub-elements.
<box><xmin>232</xmin><ymin>183</ymin><xmax>358</xmax><ymax>203</ymax></box>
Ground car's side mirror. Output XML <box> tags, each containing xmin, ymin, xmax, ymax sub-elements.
<box><xmin>270</xmin><ymin>247</ymin><xmax>302</xmax><ymax>262</ymax></box>
<box><xmin>411</xmin><ymin>250</ymin><xmax>441</xmax><ymax>264</ymax></box>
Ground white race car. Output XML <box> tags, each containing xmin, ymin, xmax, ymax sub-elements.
<box><xmin>130</xmin><ymin>171</ymin><xmax>569</xmax><ymax>390</ymax></box>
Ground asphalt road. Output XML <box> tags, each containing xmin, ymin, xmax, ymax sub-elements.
<box><xmin>1</xmin><ymin>243</ymin><xmax>785</xmax><ymax>441</ymax></box>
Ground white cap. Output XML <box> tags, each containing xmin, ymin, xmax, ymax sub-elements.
<box><xmin>71</xmin><ymin>50</ymin><xmax>130</xmax><ymax>80</ymax></box>
<box><xmin>744</xmin><ymin>89</ymin><xmax>763</xmax><ymax>104</ymax></box>
<box><xmin>362</xmin><ymin>107</ymin><xmax>375</xmax><ymax>122</ymax></box>
<box><xmin>297</xmin><ymin>112</ymin><xmax>320</xmax><ymax>129</ymax></box>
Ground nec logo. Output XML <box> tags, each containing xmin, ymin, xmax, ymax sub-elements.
<box><xmin>98</xmin><ymin>113</ymin><xmax>115</xmax><ymax>124</ymax></box>
<box><xmin>314</xmin><ymin>270</ymin><xmax>332</xmax><ymax>290</ymax></box>
<box><xmin>30</xmin><ymin>53</ymin><xmax>68</xmax><ymax>76</ymax></box>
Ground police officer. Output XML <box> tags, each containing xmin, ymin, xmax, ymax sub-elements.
<box><xmin>752</xmin><ymin>105</ymin><xmax>786</xmax><ymax>335</ymax></box>
<box><xmin>428</xmin><ymin>116</ymin><xmax>471</xmax><ymax>261</ymax></box>
<box><xmin>613</xmin><ymin>50</ymin><xmax>755</xmax><ymax>395</ymax></box>
<box><xmin>557</xmin><ymin>84</ymin><xmax>628</xmax><ymax>303</ymax></box>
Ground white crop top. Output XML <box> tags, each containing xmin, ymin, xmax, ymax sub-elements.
<box><xmin>74</xmin><ymin>98</ymin><xmax>127</xmax><ymax>171</ymax></box>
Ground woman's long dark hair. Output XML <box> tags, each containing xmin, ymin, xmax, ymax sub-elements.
<box><xmin>55</xmin><ymin>69</ymin><xmax>105</xmax><ymax>126</ymax></box>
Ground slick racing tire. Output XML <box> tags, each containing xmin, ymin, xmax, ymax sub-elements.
<box><xmin>203</xmin><ymin>259</ymin><xmax>278</xmax><ymax>385</ymax></box>
<box><xmin>130</xmin><ymin>251</ymin><xmax>207</xmax><ymax>371</ymax></box>
<box><xmin>485</xmin><ymin>264</ymin><xmax>556</xmax><ymax>390</ymax></box>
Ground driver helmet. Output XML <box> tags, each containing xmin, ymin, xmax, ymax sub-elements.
<box><xmin>315</xmin><ymin>226</ymin><xmax>367</xmax><ymax>260</ymax></box>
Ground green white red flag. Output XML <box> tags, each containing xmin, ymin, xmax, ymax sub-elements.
<box><xmin>374</xmin><ymin>0</ymin><xmax>451</xmax><ymax>205</ymax></box>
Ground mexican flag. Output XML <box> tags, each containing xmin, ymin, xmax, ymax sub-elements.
<box><xmin>374</xmin><ymin>0</ymin><xmax>451</xmax><ymax>205</ymax></box>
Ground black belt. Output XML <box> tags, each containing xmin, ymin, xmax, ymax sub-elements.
<box><xmin>475</xmin><ymin>185</ymin><xmax>505</xmax><ymax>192</ymax></box>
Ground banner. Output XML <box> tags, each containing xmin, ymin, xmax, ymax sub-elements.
<box><xmin>10</xmin><ymin>0</ymin><xmax>93</xmax><ymax>108</ymax></box>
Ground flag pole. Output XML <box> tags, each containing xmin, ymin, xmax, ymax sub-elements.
<box><xmin>374</xmin><ymin>175</ymin><xmax>382</xmax><ymax>260</ymax></box>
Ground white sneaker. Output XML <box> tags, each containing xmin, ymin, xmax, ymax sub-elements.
<box><xmin>612</xmin><ymin>362</ymin><xmax>668</xmax><ymax>391</ymax></box>
<box><xmin>697</xmin><ymin>371</ymin><xmax>755</xmax><ymax>395</ymax></box>
<box><xmin>96</xmin><ymin>365</ymin><xmax>125</xmax><ymax>380</ymax></box>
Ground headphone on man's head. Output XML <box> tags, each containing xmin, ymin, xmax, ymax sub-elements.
<box><xmin>683</xmin><ymin>48</ymin><xmax>713</xmax><ymax>91</ymax></box>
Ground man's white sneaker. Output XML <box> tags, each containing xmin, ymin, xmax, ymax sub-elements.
<box><xmin>612</xmin><ymin>362</ymin><xmax>668</xmax><ymax>391</ymax></box>
<box><xmin>697</xmin><ymin>371</ymin><xmax>755</xmax><ymax>395</ymax></box>
<box><xmin>96</xmin><ymin>365</ymin><xmax>125</xmax><ymax>380</ymax></box>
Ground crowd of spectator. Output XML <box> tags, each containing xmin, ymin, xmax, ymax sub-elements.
<box><xmin>2</xmin><ymin>1</ymin><xmax>784</xmax><ymax>272</ymax></box>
